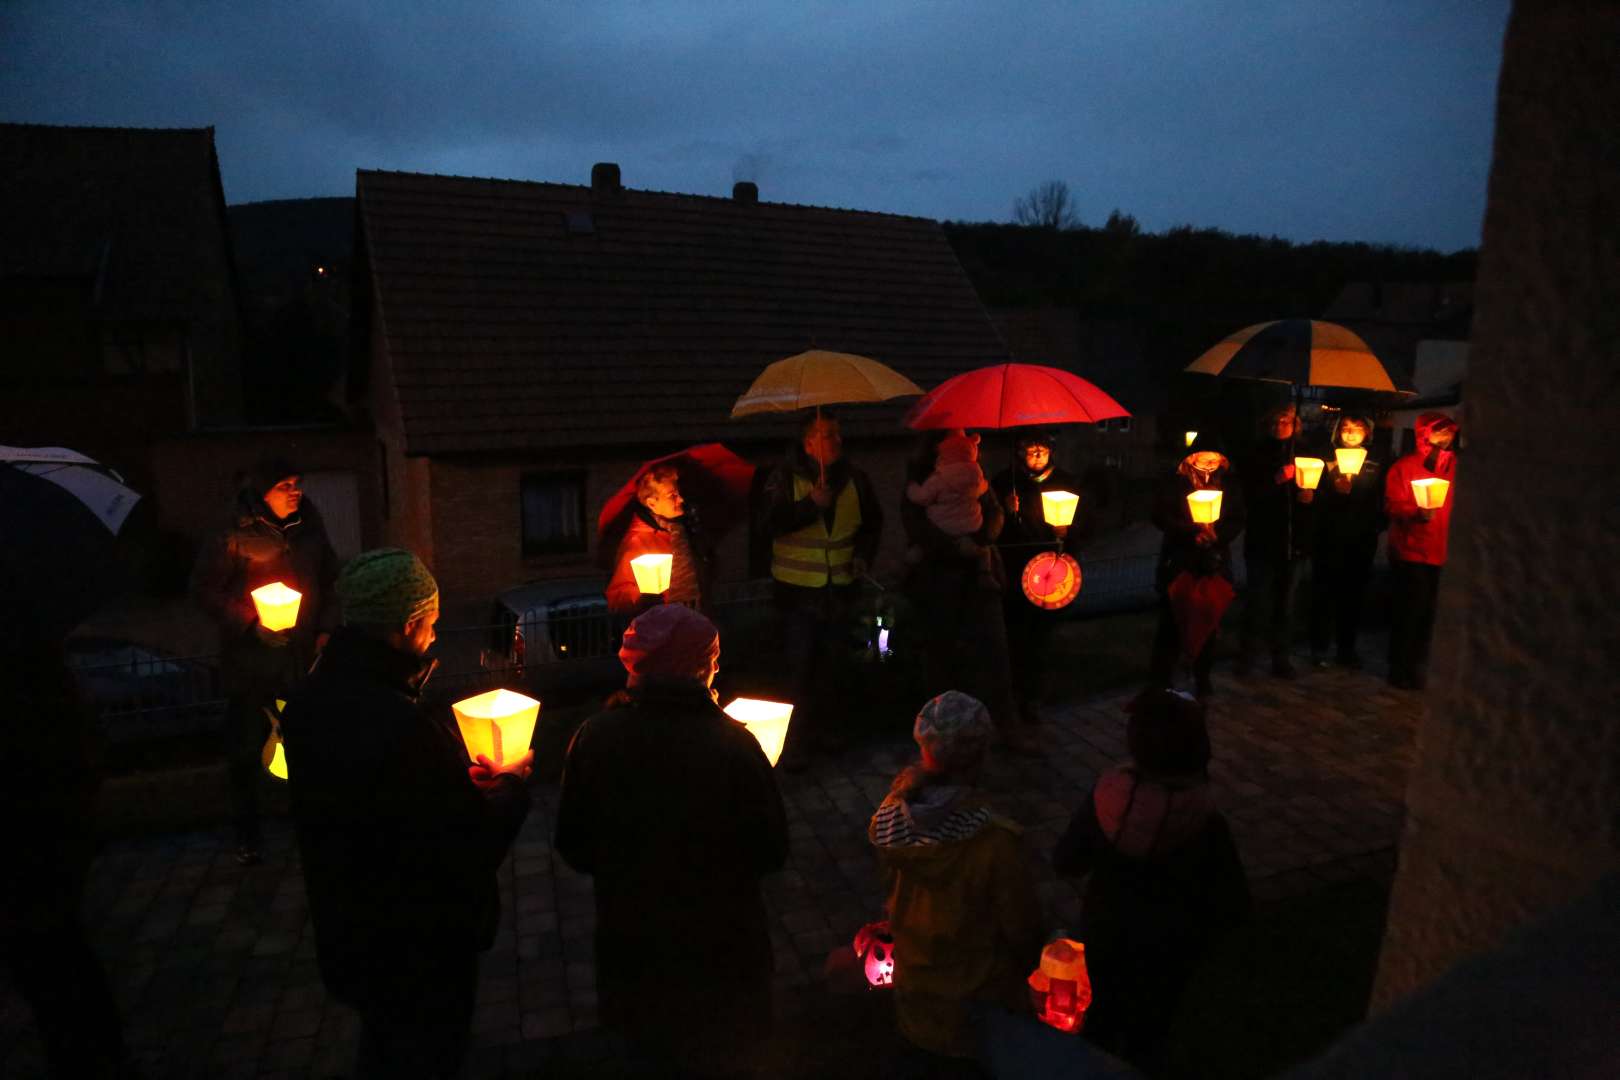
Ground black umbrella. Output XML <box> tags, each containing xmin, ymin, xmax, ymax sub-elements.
<box><xmin>0</xmin><ymin>447</ymin><xmax>142</xmax><ymax>641</ymax></box>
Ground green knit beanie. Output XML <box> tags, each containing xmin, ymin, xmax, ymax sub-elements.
<box><xmin>336</xmin><ymin>548</ymin><xmax>439</xmax><ymax>627</ymax></box>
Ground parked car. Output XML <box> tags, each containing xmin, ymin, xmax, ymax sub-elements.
<box><xmin>64</xmin><ymin>636</ymin><xmax>222</xmax><ymax>742</ymax></box>
<box><xmin>484</xmin><ymin>576</ymin><xmax>621</xmax><ymax>691</ymax></box>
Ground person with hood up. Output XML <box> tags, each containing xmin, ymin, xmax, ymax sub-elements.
<box><xmin>1384</xmin><ymin>412</ymin><xmax>1460</xmax><ymax>689</ymax></box>
<box><xmin>992</xmin><ymin>430</ymin><xmax>1094</xmax><ymax>723</ymax></box>
<box><xmin>1149</xmin><ymin>434</ymin><xmax>1246</xmax><ymax>699</ymax></box>
<box><xmin>604</xmin><ymin>463</ymin><xmax>712</xmax><ymax>616</ymax></box>
<box><xmin>1237</xmin><ymin>403</ymin><xmax>1317</xmax><ymax>678</ymax></box>
<box><xmin>869</xmin><ymin>691</ymin><xmax>1046</xmax><ymax>1067</ymax></box>
<box><xmin>1308</xmin><ymin>413</ymin><xmax>1387</xmax><ymax>668</ymax></box>
<box><xmin>280</xmin><ymin>549</ymin><xmax>533</xmax><ymax>1079</ymax></box>
<box><xmin>1052</xmin><ymin>689</ymin><xmax>1250</xmax><ymax>1070</ymax></box>
<box><xmin>190</xmin><ymin>458</ymin><xmax>339</xmax><ymax>864</ymax></box>
<box><xmin>753</xmin><ymin>411</ymin><xmax>884</xmax><ymax>767</ymax></box>
<box><xmin>556</xmin><ymin>604</ymin><xmax>788</xmax><ymax>1076</ymax></box>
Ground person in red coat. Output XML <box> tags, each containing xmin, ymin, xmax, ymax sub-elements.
<box><xmin>1383</xmin><ymin>412</ymin><xmax>1459</xmax><ymax>689</ymax></box>
<box><xmin>604</xmin><ymin>464</ymin><xmax>711</xmax><ymax>616</ymax></box>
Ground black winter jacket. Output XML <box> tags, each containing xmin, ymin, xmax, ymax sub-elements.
<box><xmin>1152</xmin><ymin>461</ymin><xmax>1247</xmax><ymax>591</ymax></box>
<box><xmin>280</xmin><ymin>629</ymin><xmax>530</xmax><ymax>1000</ymax></box>
<box><xmin>1311</xmin><ymin>418</ymin><xmax>1387</xmax><ymax>552</ymax></box>
<box><xmin>1239</xmin><ymin>436</ymin><xmax>1316</xmax><ymax>561</ymax></box>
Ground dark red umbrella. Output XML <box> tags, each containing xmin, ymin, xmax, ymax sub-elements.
<box><xmin>596</xmin><ymin>443</ymin><xmax>756</xmax><ymax>567</ymax></box>
<box><xmin>903</xmin><ymin>362</ymin><xmax>1131</xmax><ymax>430</ymax></box>
<box><xmin>1167</xmin><ymin>571</ymin><xmax>1237</xmax><ymax>660</ymax></box>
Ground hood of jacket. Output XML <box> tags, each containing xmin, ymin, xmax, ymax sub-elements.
<box><xmin>869</xmin><ymin>783</ymin><xmax>1002</xmax><ymax>882</ymax></box>
<box><xmin>1093</xmin><ymin>766</ymin><xmax>1215</xmax><ymax>859</ymax></box>
<box><xmin>1414</xmin><ymin>411</ymin><xmax>1459</xmax><ymax>475</ymax></box>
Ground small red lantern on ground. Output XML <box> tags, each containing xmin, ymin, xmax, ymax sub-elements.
<box><xmin>1021</xmin><ymin>551</ymin><xmax>1082</xmax><ymax>610</ymax></box>
<box><xmin>853</xmin><ymin>920</ymin><xmax>895</xmax><ymax>989</ymax></box>
<box><xmin>1027</xmin><ymin>938</ymin><xmax>1092</xmax><ymax>1034</ymax></box>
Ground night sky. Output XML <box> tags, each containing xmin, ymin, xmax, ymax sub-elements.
<box><xmin>2</xmin><ymin>1</ymin><xmax>1508</xmax><ymax>251</ymax></box>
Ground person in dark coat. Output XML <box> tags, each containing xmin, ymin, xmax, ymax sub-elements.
<box><xmin>753</xmin><ymin>412</ymin><xmax>884</xmax><ymax>766</ymax></box>
<box><xmin>1384</xmin><ymin>412</ymin><xmax>1460</xmax><ymax>689</ymax></box>
<box><xmin>1236</xmin><ymin>404</ymin><xmax>1315</xmax><ymax>678</ymax></box>
<box><xmin>190</xmin><ymin>458</ymin><xmax>339</xmax><ymax>863</ymax></box>
<box><xmin>1148</xmin><ymin>436</ymin><xmax>1246</xmax><ymax>699</ymax></box>
<box><xmin>280</xmin><ymin>549</ymin><xmax>532</xmax><ymax>1080</ymax></box>
<box><xmin>556</xmin><ymin>605</ymin><xmax>789</xmax><ymax>1076</ymax></box>
<box><xmin>1052</xmin><ymin>689</ymin><xmax>1250</xmax><ymax>1072</ymax></box>
<box><xmin>604</xmin><ymin>464</ymin><xmax>713</xmax><ymax>617</ymax></box>
<box><xmin>991</xmin><ymin>430</ymin><xmax>1095</xmax><ymax>724</ymax></box>
<box><xmin>1308</xmin><ymin>413</ymin><xmax>1387</xmax><ymax>668</ymax></box>
<box><xmin>901</xmin><ymin>429</ymin><xmax>1028</xmax><ymax>752</ymax></box>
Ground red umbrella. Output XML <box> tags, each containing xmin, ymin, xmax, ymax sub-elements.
<box><xmin>903</xmin><ymin>362</ymin><xmax>1131</xmax><ymax>430</ymax></box>
<box><xmin>597</xmin><ymin>443</ymin><xmax>756</xmax><ymax>568</ymax></box>
<box><xmin>1167</xmin><ymin>571</ymin><xmax>1237</xmax><ymax>660</ymax></box>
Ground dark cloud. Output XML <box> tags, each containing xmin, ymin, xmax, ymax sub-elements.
<box><xmin>1</xmin><ymin>0</ymin><xmax>1507</xmax><ymax>249</ymax></box>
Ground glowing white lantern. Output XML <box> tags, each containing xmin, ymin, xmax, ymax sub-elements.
<box><xmin>1335</xmin><ymin>447</ymin><xmax>1367</xmax><ymax>476</ymax></box>
<box><xmin>251</xmin><ymin>582</ymin><xmax>302</xmax><ymax>632</ymax></box>
<box><xmin>724</xmin><ymin>698</ymin><xmax>794</xmax><ymax>767</ymax></box>
<box><xmin>1411</xmin><ymin>477</ymin><xmax>1451</xmax><ymax>510</ymax></box>
<box><xmin>1040</xmin><ymin>490</ymin><xmax>1079</xmax><ymax>528</ymax></box>
<box><xmin>1187</xmin><ymin>489</ymin><xmax>1223</xmax><ymax>524</ymax></box>
<box><xmin>451</xmin><ymin>689</ymin><xmax>541</xmax><ymax>766</ymax></box>
<box><xmin>630</xmin><ymin>553</ymin><xmax>673</xmax><ymax>595</ymax></box>
<box><xmin>1184</xmin><ymin>431</ymin><xmax>1198</xmax><ymax>447</ymax></box>
<box><xmin>1293</xmin><ymin>457</ymin><xmax>1325</xmax><ymax>490</ymax></box>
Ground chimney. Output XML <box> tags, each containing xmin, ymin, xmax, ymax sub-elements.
<box><xmin>733</xmin><ymin>181</ymin><xmax>758</xmax><ymax>206</ymax></box>
<box><xmin>591</xmin><ymin>162</ymin><xmax>621</xmax><ymax>196</ymax></box>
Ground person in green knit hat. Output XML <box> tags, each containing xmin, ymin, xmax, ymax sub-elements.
<box><xmin>282</xmin><ymin>548</ymin><xmax>532</xmax><ymax>1079</ymax></box>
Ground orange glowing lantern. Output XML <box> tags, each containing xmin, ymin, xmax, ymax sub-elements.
<box><xmin>1184</xmin><ymin>431</ymin><xmax>1198</xmax><ymax>447</ymax></box>
<box><xmin>853</xmin><ymin>921</ymin><xmax>895</xmax><ymax>989</ymax></box>
<box><xmin>1293</xmin><ymin>457</ymin><xmax>1325</xmax><ymax>490</ymax></box>
<box><xmin>1027</xmin><ymin>938</ymin><xmax>1092</xmax><ymax>1034</ymax></box>
<box><xmin>1040</xmin><ymin>490</ymin><xmax>1079</xmax><ymax>528</ymax></box>
<box><xmin>250</xmin><ymin>581</ymin><xmax>302</xmax><ymax>632</ymax></box>
<box><xmin>1021</xmin><ymin>551</ymin><xmax>1082</xmax><ymax>610</ymax></box>
<box><xmin>1411</xmin><ymin>477</ymin><xmax>1450</xmax><ymax>510</ymax></box>
<box><xmin>451</xmin><ymin>689</ymin><xmax>541</xmax><ymax>766</ymax></box>
<box><xmin>1335</xmin><ymin>447</ymin><xmax>1367</xmax><ymax>477</ymax></box>
<box><xmin>630</xmin><ymin>552</ymin><xmax>673</xmax><ymax>595</ymax></box>
<box><xmin>1187</xmin><ymin>489</ymin><xmax>1223</xmax><ymax>524</ymax></box>
<box><xmin>723</xmin><ymin>698</ymin><xmax>794</xmax><ymax>767</ymax></box>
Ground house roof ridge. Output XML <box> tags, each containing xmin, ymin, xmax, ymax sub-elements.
<box><xmin>0</xmin><ymin>120</ymin><xmax>216</xmax><ymax>137</ymax></box>
<box><xmin>354</xmin><ymin>167</ymin><xmax>939</xmax><ymax>224</ymax></box>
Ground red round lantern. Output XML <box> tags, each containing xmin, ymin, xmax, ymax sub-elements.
<box><xmin>853</xmin><ymin>920</ymin><xmax>895</xmax><ymax>989</ymax></box>
<box><xmin>1021</xmin><ymin>552</ymin><xmax>1082</xmax><ymax>610</ymax></box>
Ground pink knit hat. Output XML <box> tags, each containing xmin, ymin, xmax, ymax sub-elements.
<box><xmin>618</xmin><ymin>604</ymin><xmax>720</xmax><ymax>687</ymax></box>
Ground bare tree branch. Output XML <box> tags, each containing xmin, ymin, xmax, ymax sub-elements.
<box><xmin>1012</xmin><ymin>180</ymin><xmax>1079</xmax><ymax>229</ymax></box>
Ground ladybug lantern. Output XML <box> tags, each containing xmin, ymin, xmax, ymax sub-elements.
<box><xmin>1021</xmin><ymin>551</ymin><xmax>1082</xmax><ymax>610</ymax></box>
<box><xmin>853</xmin><ymin>920</ymin><xmax>895</xmax><ymax>989</ymax></box>
<box><xmin>1027</xmin><ymin>938</ymin><xmax>1092</xmax><ymax>1034</ymax></box>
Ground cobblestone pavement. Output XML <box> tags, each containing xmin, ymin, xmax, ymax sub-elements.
<box><xmin>2</xmin><ymin>648</ymin><xmax>1421</xmax><ymax>1078</ymax></box>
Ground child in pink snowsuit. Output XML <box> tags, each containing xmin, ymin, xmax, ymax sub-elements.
<box><xmin>906</xmin><ymin>430</ymin><xmax>988</xmax><ymax>538</ymax></box>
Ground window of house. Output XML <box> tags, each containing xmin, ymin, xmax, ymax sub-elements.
<box><xmin>1115</xmin><ymin>416</ymin><xmax>1133</xmax><ymax>434</ymax></box>
<box><xmin>520</xmin><ymin>471</ymin><xmax>587</xmax><ymax>556</ymax></box>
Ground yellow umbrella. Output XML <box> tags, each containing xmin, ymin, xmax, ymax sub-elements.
<box><xmin>730</xmin><ymin>350</ymin><xmax>923</xmax><ymax>418</ymax></box>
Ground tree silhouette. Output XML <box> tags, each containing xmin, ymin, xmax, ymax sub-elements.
<box><xmin>1012</xmin><ymin>180</ymin><xmax>1080</xmax><ymax>229</ymax></box>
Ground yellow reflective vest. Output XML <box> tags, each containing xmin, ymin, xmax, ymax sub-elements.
<box><xmin>772</xmin><ymin>474</ymin><xmax>862</xmax><ymax>587</ymax></box>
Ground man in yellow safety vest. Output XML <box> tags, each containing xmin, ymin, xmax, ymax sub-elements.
<box><xmin>755</xmin><ymin>412</ymin><xmax>883</xmax><ymax>768</ymax></box>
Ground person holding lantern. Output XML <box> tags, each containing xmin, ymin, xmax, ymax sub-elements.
<box><xmin>1236</xmin><ymin>404</ymin><xmax>1316</xmax><ymax>678</ymax></box>
<box><xmin>1384</xmin><ymin>412</ymin><xmax>1460</xmax><ymax>690</ymax></box>
<box><xmin>754</xmin><ymin>411</ymin><xmax>884</xmax><ymax>768</ymax></box>
<box><xmin>556</xmin><ymin>604</ymin><xmax>788</xmax><ymax>1076</ymax></box>
<box><xmin>280</xmin><ymin>548</ymin><xmax>532</xmax><ymax>1080</ymax></box>
<box><xmin>1052</xmin><ymin>689</ymin><xmax>1250</xmax><ymax>1070</ymax></box>
<box><xmin>1148</xmin><ymin>434</ymin><xmax>1246</xmax><ymax>699</ymax></box>
<box><xmin>1308</xmin><ymin>413</ymin><xmax>1387</xmax><ymax>668</ymax></box>
<box><xmin>868</xmin><ymin>691</ymin><xmax>1046</xmax><ymax>1066</ymax></box>
<box><xmin>604</xmin><ymin>463</ymin><xmax>712</xmax><ymax>616</ymax></box>
<box><xmin>190</xmin><ymin>458</ymin><xmax>339</xmax><ymax>865</ymax></box>
<box><xmin>992</xmin><ymin>430</ymin><xmax>1093</xmax><ymax>724</ymax></box>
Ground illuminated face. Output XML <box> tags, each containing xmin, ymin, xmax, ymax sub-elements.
<box><xmin>1428</xmin><ymin>426</ymin><xmax>1456</xmax><ymax>450</ymax></box>
<box><xmin>404</xmin><ymin>599</ymin><xmax>439</xmax><ymax>656</ymax></box>
<box><xmin>643</xmin><ymin>479</ymin><xmax>684</xmax><ymax>519</ymax></box>
<box><xmin>1339</xmin><ymin>421</ymin><xmax>1368</xmax><ymax>448</ymax></box>
<box><xmin>803</xmin><ymin>419</ymin><xmax>842</xmax><ymax>466</ymax></box>
<box><xmin>263</xmin><ymin>475</ymin><xmax>302</xmax><ymax>518</ymax></box>
<box><xmin>1269</xmin><ymin>411</ymin><xmax>1298</xmax><ymax>440</ymax></box>
<box><xmin>1021</xmin><ymin>444</ymin><xmax>1052</xmax><ymax>472</ymax></box>
<box><xmin>1187</xmin><ymin>451</ymin><xmax>1223</xmax><ymax>474</ymax></box>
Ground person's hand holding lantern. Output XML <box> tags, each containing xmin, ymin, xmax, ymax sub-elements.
<box><xmin>255</xmin><ymin>623</ymin><xmax>292</xmax><ymax>647</ymax></box>
<box><xmin>809</xmin><ymin>481</ymin><xmax>834</xmax><ymax>509</ymax></box>
<box><xmin>469</xmin><ymin>749</ymin><xmax>534</xmax><ymax>788</ymax></box>
<box><xmin>1275</xmin><ymin>463</ymin><xmax>1295</xmax><ymax>486</ymax></box>
<box><xmin>1194</xmin><ymin>523</ymin><xmax>1218</xmax><ymax>547</ymax></box>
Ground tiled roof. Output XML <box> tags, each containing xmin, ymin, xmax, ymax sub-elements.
<box><xmin>356</xmin><ymin>169</ymin><xmax>1011</xmax><ymax>455</ymax></box>
<box><xmin>0</xmin><ymin>123</ymin><xmax>233</xmax><ymax>324</ymax></box>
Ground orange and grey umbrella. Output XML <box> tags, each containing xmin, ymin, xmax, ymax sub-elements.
<box><xmin>730</xmin><ymin>350</ymin><xmax>923</xmax><ymax>418</ymax></box>
<box><xmin>1185</xmin><ymin>319</ymin><xmax>1413</xmax><ymax>393</ymax></box>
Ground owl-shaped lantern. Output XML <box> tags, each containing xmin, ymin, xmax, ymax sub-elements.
<box><xmin>853</xmin><ymin>920</ymin><xmax>895</xmax><ymax>989</ymax></box>
<box><xmin>1027</xmin><ymin>937</ymin><xmax>1092</xmax><ymax>1034</ymax></box>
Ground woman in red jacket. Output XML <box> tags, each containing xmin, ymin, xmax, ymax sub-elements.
<box><xmin>1383</xmin><ymin>412</ymin><xmax>1459</xmax><ymax>689</ymax></box>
